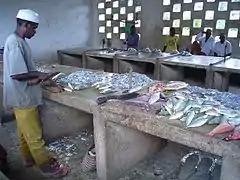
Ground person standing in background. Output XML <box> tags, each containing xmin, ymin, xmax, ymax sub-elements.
<box><xmin>194</xmin><ymin>29</ymin><xmax>215</xmax><ymax>56</ymax></box>
<box><xmin>125</xmin><ymin>25</ymin><xmax>139</xmax><ymax>50</ymax></box>
<box><xmin>3</xmin><ymin>9</ymin><xmax>68</xmax><ymax>178</ymax></box>
<box><xmin>213</xmin><ymin>33</ymin><xmax>232</xmax><ymax>57</ymax></box>
<box><xmin>162</xmin><ymin>27</ymin><xmax>180</xmax><ymax>53</ymax></box>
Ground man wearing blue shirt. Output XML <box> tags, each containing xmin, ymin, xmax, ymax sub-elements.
<box><xmin>126</xmin><ymin>25</ymin><xmax>139</xmax><ymax>50</ymax></box>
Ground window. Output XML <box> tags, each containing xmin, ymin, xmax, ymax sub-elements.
<box><xmin>113</xmin><ymin>13</ymin><xmax>119</xmax><ymax>20</ymax></box>
<box><xmin>183</xmin><ymin>11</ymin><xmax>191</xmax><ymax>20</ymax></box>
<box><xmin>163</xmin><ymin>0</ymin><xmax>171</xmax><ymax>6</ymax></box>
<box><xmin>173</xmin><ymin>4</ymin><xmax>181</xmax><ymax>12</ymax></box>
<box><xmin>99</xmin><ymin>14</ymin><xmax>105</xmax><ymax>21</ymax></box>
<box><xmin>182</xmin><ymin>27</ymin><xmax>190</xmax><ymax>36</ymax></box>
<box><xmin>99</xmin><ymin>26</ymin><xmax>105</xmax><ymax>33</ymax></box>
<box><xmin>113</xmin><ymin>27</ymin><xmax>119</xmax><ymax>34</ymax></box>
<box><xmin>107</xmin><ymin>33</ymin><xmax>112</xmax><ymax>39</ymax></box>
<box><xmin>113</xmin><ymin>1</ymin><xmax>119</xmax><ymax>8</ymax></box>
<box><xmin>228</xmin><ymin>28</ymin><xmax>238</xmax><ymax>38</ymax></box>
<box><xmin>163</xmin><ymin>27</ymin><xmax>170</xmax><ymax>35</ymax></box>
<box><xmin>218</xmin><ymin>2</ymin><xmax>228</xmax><ymax>11</ymax></box>
<box><xmin>135</xmin><ymin>6</ymin><xmax>141</xmax><ymax>13</ymax></box>
<box><xmin>205</xmin><ymin>11</ymin><xmax>214</xmax><ymax>20</ymax></box>
<box><xmin>98</xmin><ymin>3</ymin><xmax>104</xmax><ymax>9</ymax></box>
<box><xmin>120</xmin><ymin>7</ymin><xmax>126</xmax><ymax>14</ymax></box>
<box><xmin>120</xmin><ymin>33</ymin><xmax>126</xmax><ymax>40</ymax></box>
<box><xmin>184</xmin><ymin>0</ymin><xmax>192</xmax><ymax>3</ymax></box>
<box><xmin>106</xmin><ymin>20</ymin><xmax>112</xmax><ymax>27</ymax></box>
<box><xmin>193</xmin><ymin>19</ymin><xmax>202</xmax><ymax>28</ymax></box>
<box><xmin>194</xmin><ymin>2</ymin><xmax>204</xmax><ymax>11</ymax></box>
<box><xmin>163</xmin><ymin>12</ymin><xmax>171</xmax><ymax>20</ymax></box>
<box><xmin>216</xmin><ymin>20</ymin><xmax>226</xmax><ymax>29</ymax></box>
<box><xmin>127</xmin><ymin>13</ymin><xmax>134</xmax><ymax>21</ymax></box>
<box><xmin>230</xmin><ymin>10</ymin><xmax>240</xmax><ymax>20</ymax></box>
<box><xmin>128</xmin><ymin>0</ymin><xmax>133</xmax><ymax>6</ymax></box>
<box><xmin>172</xmin><ymin>19</ymin><xmax>180</xmax><ymax>28</ymax></box>
<box><xmin>135</xmin><ymin>20</ymin><xmax>141</xmax><ymax>28</ymax></box>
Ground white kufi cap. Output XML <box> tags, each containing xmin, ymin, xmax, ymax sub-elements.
<box><xmin>16</xmin><ymin>9</ymin><xmax>39</xmax><ymax>24</ymax></box>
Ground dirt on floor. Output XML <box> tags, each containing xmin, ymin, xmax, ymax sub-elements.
<box><xmin>0</xmin><ymin>121</ymin><xmax>221</xmax><ymax>180</ymax></box>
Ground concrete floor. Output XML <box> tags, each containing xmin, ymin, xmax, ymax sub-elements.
<box><xmin>0</xmin><ymin>120</ymin><xmax>221</xmax><ymax>180</ymax></box>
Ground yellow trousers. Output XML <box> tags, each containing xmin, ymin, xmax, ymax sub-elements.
<box><xmin>14</xmin><ymin>108</ymin><xmax>50</xmax><ymax>168</ymax></box>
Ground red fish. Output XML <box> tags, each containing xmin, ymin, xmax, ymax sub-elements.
<box><xmin>223</xmin><ymin>126</ymin><xmax>240</xmax><ymax>141</ymax></box>
<box><xmin>206</xmin><ymin>122</ymin><xmax>235</xmax><ymax>137</ymax></box>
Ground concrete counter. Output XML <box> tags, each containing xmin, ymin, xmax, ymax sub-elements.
<box><xmin>94</xmin><ymin>101</ymin><xmax>240</xmax><ymax>180</ymax></box>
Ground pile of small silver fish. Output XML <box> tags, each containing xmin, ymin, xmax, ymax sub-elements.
<box><xmin>57</xmin><ymin>71</ymin><xmax>104</xmax><ymax>90</ymax></box>
<box><xmin>92</xmin><ymin>72</ymin><xmax>153</xmax><ymax>94</ymax></box>
<box><xmin>189</xmin><ymin>86</ymin><xmax>240</xmax><ymax>110</ymax></box>
<box><xmin>47</xmin><ymin>138</ymin><xmax>78</xmax><ymax>163</ymax></box>
<box><xmin>159</xmin><ymin>90</ymin><xmax>240</xmax><ymax>128</ymax></box>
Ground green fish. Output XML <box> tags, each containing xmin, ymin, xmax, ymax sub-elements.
<box><xmin>163</xmin><ymin>104</ymin><xmax>173</xmax><ymax>115</ymax></box>
<box><xmin>186</xmin><ymin>111</ymin><xmax>196</xmax><ymax>126</ymax></box>
<box><xmin>187</xmin><ymin>115</ymin><xmax>209</xmax><ymax>128</ymax></box>
<box><xmin>208</xmin><ymin>116</ymin><xmax>222</xmax><ymax>125</ymax></box>
<box><xmin>174</xmin><ymin>100</ymin><xmax>186</xmax><ymax>113</ymax></box>
<box><xmin>169</xmin><ymin>111</ymin><xmax>184</xmax><ymax>120</ymax></box>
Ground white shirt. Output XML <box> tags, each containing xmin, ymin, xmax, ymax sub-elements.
<box><xmin>195</xmin><ymin>32</ymin><xmax>215</xmax><ymax>56</ymax></box>
<box><xmin>213</xmin><ymin>40</ymin><xmax>232</xmax><ymax>57</ymax></box>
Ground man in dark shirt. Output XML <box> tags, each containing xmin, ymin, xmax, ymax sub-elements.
<box><xmin>126</xmin><ymin>25</ymin><xmax>139</xmax><ymax>50</ymax></box>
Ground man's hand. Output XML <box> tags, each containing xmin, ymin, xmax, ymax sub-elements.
<box><xmin>27</xmin><ymin>78</ymin><xmax>41</xmax><ymax>86</ymax></box>
<box><xmin>39</xmin><ymin>72</ymin><xmax>60</xmax><ymax>82</ymax></box>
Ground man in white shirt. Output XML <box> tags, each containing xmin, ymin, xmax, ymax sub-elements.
<box><xmin>195</xmin><ymin>29</ymin><xmax>215</xmax><ymax>56</ymax></box>
<box><xmin>213</xmin><ymin>33</ymin><xmax>232</xmax><ymax>57</ymax></box>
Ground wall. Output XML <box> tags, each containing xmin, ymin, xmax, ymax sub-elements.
<box><xmin>0</xmin><ymin>0</ymin><xmax>94</xmax><ymax>63</ymax></box>
<box><xmin>95</xmin><ymin>0</ymin><xmax>240</xmax><ymax>58</ymax></box>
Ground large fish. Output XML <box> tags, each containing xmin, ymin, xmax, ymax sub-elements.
<box><xmin>148</xmin><ymin>92</ymin><xmax>160</xmax><ymax>105</ymax></box>
<box><xmin>169</xmin><ymin>111</ymin><xmax>184</xmax><ymax>120</ymax></box>
<box><xmin>223</xmin><ymin>126</ymin><xmax>240</xmax><ymax>141</ymax></box>
<box><xmin>206</xmin><ymin>122</ymin><xmax>235</xmax><ymax>137</ymax></box>
<box><xmin>185</xmin><ymin>111</ymin><xmax>196</xmax><ymax>126</ymax></box>
<box><xmin>187</xmin><ymin>115</ymin><xmax>209</xmax><ymax>128</ymax></box>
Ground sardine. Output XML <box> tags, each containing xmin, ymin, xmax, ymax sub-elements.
<box><xmin>200</xmin><ymin>106</ymin><xmax>213</xmax><ymax>113</ymax></box>
<box><xmin>180</xmin><ymin>115</ymin><xmax>188</xmax><ymax>122</ymax></box>
<box><xmin>173</xmin><ymin>100</ymin><xmax>186</xmax><ymax>113</ymax></box>
<box><xmin>205</xmin><ymin>109</ymin><xmax>220</xmax><ymax>117</ymax></box>
<box><xmin>187</xmin><ymin>115</ymin><xmax>209</xmax><ymax>128</ymax></box>
<box><xmin>148</xmin><ymin>92</ymin><xmax>160</xmax><ymax>105</ymax></box>
<box><xmin>169</xmin><ymin>111</ymin><xmax>184</xmax><ymax>120</ymax></box>
<box><xmin>186</xmin><ymin>111</ymin><xmax>196</xmax><ymax>126</ymax></box>
<box><xmin>68</xmin><ymin>83</ymin><xmax>74</xmax><ymax>90</ymax></box>
<box><xmin>166</xmin><ymin>100</ymin><xmax>173</xmax><ymax>109</ymax></box>
<box><xmin>64</xmin><ymin>87</ymin><xmax>73</xmax><ymax>92</ymax></box>
<box><xmin>163</xmin><ymin>104</ymin><xmax>173</xmax><ymax>115</ymax></box>
<box><xmin>208</xmin><ymin>116</ymin><xmax>222</xmax><ymax>125</ymax></box>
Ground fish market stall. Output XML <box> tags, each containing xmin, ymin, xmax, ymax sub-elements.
<box><xmin>57</xmin><ymin>47</ymin><xmax>91</xmax><ymax>68</ymax></box>
<box><xmin>211</xmin><ymin>58</ymin><xmax>240</xmax><ymax>91</ymax></box>
<box><xmin>93</xmin><ymin>81</ymin><xmax>240</xmax><ymax>180</ymax></box>
<box><xmin>114</xmin><ymin>51</ymin><xmax>179</xmax><ymax>79</ymax></box>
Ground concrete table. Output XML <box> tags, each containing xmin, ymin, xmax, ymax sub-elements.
<box><xmin>211</xmin><ymin>58</ymin><xmax>240</xmax><ymax>91</ymax></box>
<box><xmin>115</xmin><ymin>52</ymin><xmax>178</xmax><ymax>79</ymax></box>
<box><xmin>57</xmin><ymin>47</ymin><xmax>92</xmax><ymax>68</ymax></box>
<box><xmin>159</xmin><ymin>55</ymin><xmax>224</xmax><ymax>85</ymax></box>
<box><xmin>94</xmin><ymin>101</ymin><xmax>240</xmax><ymax>180</ymax></box>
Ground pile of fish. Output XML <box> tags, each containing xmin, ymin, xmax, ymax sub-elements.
<box><xmin>158</xmin><ymin>90</ymin><xmax>240</xmax><ymax>132</ymax></box>
<box><xmin>189</xmin><ymin>86</ymin><xmax>240</xmax><ymax>110</ymax></box>
<box><xmin>92</xmin><ymin>72</ymin><xmax>153</xmax><ymax>94</ymax></box>
<box><xmin>57</xmin><ymin>71</ymin><xmax>105</xmax><ymax>90</ymax></box>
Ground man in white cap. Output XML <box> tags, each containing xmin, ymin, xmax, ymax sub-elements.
<box><xmin>3</xmin><ymin>9</ymin><xmax>68</xmax><ymax>178</ymax></box>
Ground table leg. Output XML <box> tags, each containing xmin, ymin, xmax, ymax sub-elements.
<box><xmin>221</xmin><ymin>156</ymin><xmax>240</xmax><ymax>180</ymax></box>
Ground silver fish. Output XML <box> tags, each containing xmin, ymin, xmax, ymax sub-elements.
<box><xmin>148</xmin><ymin>92</ymin><xmax>160</xmax><ymax>105</ymax></box>
<box><xmin>68</xmin><ymin>83</ymin><xmax>74</xmax><ymax>90</ymax></box>
<box><xmin>186</xmin><ymin>111</ymin><xmax>196</xmax><ymax>126</ymax></box>
<box><xmin>200</xmin><ymin>106</ymin><xmax>213</xmax><ymax>113</ymax></box>
<box><xmin>173</xmin><ymin>100</ymin><xmax>185</xmax><ymax>112</ymax></box>
<box><xmin>166</xmin><ymin>100</ymin><xmax>173</xmax><ymax>109</ymax></box>
<box><xmin>208</xmin><ymin>116</ymin><xmax>222</xmax><ymax>125</ymax></box>
<box><xmin>183</xmin><ymin>101</ymin><xmax>192</xmax><ymax>113</ymax></box>
<box><xmin>180</xmin><ymin>115</ymin><xmax>188</xmax><ymax>122</ymax></box>
<box><xmin>205</xmin><ymin>109</ymin><xmax>220</xmax><ymax>117</ymax></box>
<box><xmin>163</xmin><ymin>104</ymin><xmax>173</xmax><ymax>115</ymax></box>
<box><xmin>169</xmin><ymin>111</ymin><xmax>184</xmax><ymax>120</ymax></box>
<box><xmin>187</xmin><ymin>115</ymin><xmax>209</xmax><ymax>128</ymax></box>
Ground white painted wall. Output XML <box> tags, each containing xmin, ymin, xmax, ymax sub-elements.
<box><xmin>0</xmin><ymin>0</ymin><xmax>94</xmax><ymax>63</ymax></box>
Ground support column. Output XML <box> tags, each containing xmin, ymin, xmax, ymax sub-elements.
<box><xmin>221</xmin><ymin>156</ymin><xmax>240</xmax><ymax>180</ymax></box>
